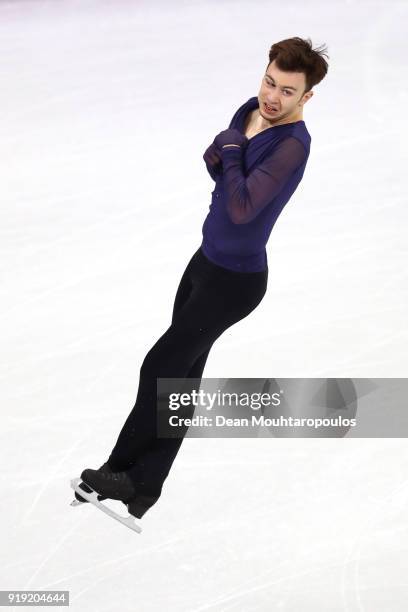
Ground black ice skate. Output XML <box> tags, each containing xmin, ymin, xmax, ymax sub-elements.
<box><xmin>81</xmin><ymin>468</ymin><xmax>138</xmax><ymax>501</ymax></box>
<box><xmin>70</xmin><ymin>468</ymin><xmax>146</xmax><ymax>533</ymax></box>
<box><xmin>80</xmin><ymin>468</ymin><xmax>160</xmax><ymax>518</ymax></box>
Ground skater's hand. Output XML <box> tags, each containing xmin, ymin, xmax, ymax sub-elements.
<box><xmin>213</xmin><ymin>128</ymin><xmax>248</xmax><ymax>150</ymax></box>
<box><xmin>203</xmin><ymin>142</ymin><xmax>223</xmax><ymax>180</ymax></box>
<box><xmin>203</xmin><ymin>142</ymin><xmax>222</xmax><ymax>165</ymax></box>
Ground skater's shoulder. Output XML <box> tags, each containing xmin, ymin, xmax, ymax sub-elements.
<box><xmin>287</xmin><ymin>121</ymin><xmax>311</xmax><ymax>155</ymax></box>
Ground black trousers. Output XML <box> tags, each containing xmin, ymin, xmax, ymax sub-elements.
<box><xmin>107</xmin><ymin>246</ymin><xmax>268</xmax><ymax>511</ymax></box>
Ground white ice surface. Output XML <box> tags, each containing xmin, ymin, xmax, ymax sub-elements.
<box><xmin>1</xmin><ymin>1</ymin><xmax>408</xmax><ymax>611</ymax></box>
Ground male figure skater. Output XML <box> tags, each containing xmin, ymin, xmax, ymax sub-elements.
<box><xmin>71</xmin><ymin>36</ymin><xmax>329</xmax><ymax>531</ymax></box>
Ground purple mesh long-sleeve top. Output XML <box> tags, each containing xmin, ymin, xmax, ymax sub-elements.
<box><xmin>200</xmin><ymin>96</ymin><xmax>311</xmax><ymax>272</ymax></box>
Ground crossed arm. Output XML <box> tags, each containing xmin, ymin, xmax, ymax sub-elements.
<box><xmin>203</xmin><ymin>136</ymin><xmax>307</xmax><ymax>224</ymax></box>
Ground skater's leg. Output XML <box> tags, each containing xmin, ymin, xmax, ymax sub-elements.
<box><xmin>107</xmin><ymin>248</ymin><xmax>268</xmax><ymax>508</ymax></box>
<box><xmin>106</xmin><ymin>300</ymin><xmax>219</xmax><ymax>471</ymax></box>
<box><xmin>170</xmin><ymin>250</ymin><xmax>213</xmax><ymax>378</ymax></box>
<box><xmin>107</xmin><ymin>248</ymin><xmax>211</xmax><ymax>473</ymax></box>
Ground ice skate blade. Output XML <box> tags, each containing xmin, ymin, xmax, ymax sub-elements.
<box><xmin>70</xmin><ymin>498</ymin><xmax>83</xmax><ymax>507</ymax></box>
<box><xmin>70</xmin><ymin>478</ymin><xmax>142</xmax><ymax>534</ymax></box>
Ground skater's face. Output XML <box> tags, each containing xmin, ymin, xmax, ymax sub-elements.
<box><xmin>258</xmin><ymin>60</ymin><xmax>313</xmax><ymax>121</ymax></box>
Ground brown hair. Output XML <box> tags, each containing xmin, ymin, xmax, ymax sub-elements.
<box><xmin>267</xmin><ymin>37</ymin><xmax>329</xmax><ymax>95</ymax></box>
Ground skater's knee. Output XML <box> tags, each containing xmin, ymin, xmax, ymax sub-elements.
<box><xmin>140</xmin><ymin>345</ymin><xmax>176</xmax><ymax>377</ymax></box>
<box><xmin>140</xmin><ymin>350</ymin><xmax>157</xmax><ymax>376</ymax></box>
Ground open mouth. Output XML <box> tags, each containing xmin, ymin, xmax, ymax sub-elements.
<box><xmin>264</xmin><ymin>102</ymin><xmax>278</xmax><ymax>114</ymax></box>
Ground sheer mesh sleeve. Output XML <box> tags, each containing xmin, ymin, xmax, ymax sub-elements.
<box><xmin>203</xmin><ymin>142</ymin><xmax>223</xmax><ymax>182</ymax></box>
<box><xmin>220</xmin><ymin>136</ymin><xmax>307</xmax><ymax>224</ymax></box>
